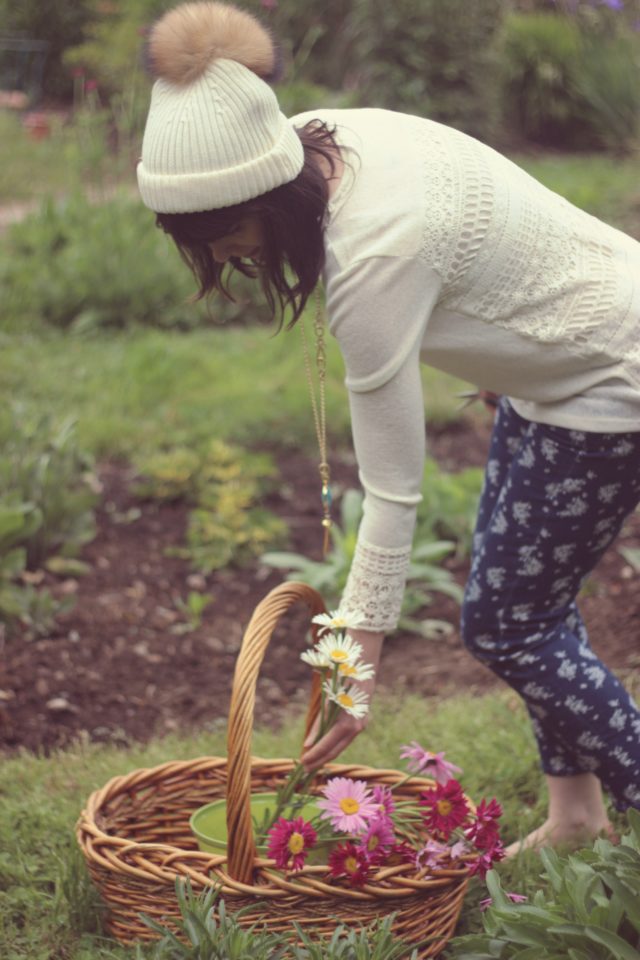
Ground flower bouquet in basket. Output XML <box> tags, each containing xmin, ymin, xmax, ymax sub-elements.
<box><xmin>254</xmin><ymin>610</ymin><xmax>505</xmax><ymax>887</ymax></box>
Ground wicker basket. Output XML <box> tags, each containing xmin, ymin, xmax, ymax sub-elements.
<box><xmin>77</xmin><ymin>582</ymin><xmax>470</xmax><ymax>956</ymax></box>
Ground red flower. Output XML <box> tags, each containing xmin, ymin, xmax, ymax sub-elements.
<box><xmin>467</xmin><ymin>839</ymin><xmax>506</xmax><ymax>879</ymax></box>
<box><xmin>266</xmin><ymin>816</ymin><xmax>316</xmax><ymax>871</ymax></box>
<box><xmin>465</xmin><ymin>797</ymin><xmax>503</xmax><ymax>849</ymax></box>
<box><xmin>328</xmin><ymin>841</ymin><xmax>372</xmax><ymax>887</ymax></box>
<box><xmin>386</xmin><ymin>840</ymin><xmax>416</xmax><ymax>866</ymax></box>
<box><xmin>419</xmin><ymin>779</ymin><xmax>470</xmax><ymax>839</ymax></box>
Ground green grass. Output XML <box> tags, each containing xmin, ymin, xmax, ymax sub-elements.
<box><xmin>0</xmin><ymin>324</ymin><xmax>472</xmax><ymax>462</ymax></box>
<box><xmin>0</xmin><ymin>685</ymin><xmax>634</xmax><ymax>959</ymax></box>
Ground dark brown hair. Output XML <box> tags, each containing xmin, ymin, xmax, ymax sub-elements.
<box><xmin>155</xmin><ymin>120</ymin><xmax>339</xmax><ymax>328</ymax></box>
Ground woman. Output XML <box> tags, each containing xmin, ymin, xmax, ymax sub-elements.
<box><xmin>137</xmin><ymin>1</ymin><xmax>640</xmax><ymax>853</ymax></box>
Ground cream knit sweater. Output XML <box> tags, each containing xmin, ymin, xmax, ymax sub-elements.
<box><xmin>291</xmin><ymin>108</ymin><xmax>640</xmax><ymax>633</ymax></box>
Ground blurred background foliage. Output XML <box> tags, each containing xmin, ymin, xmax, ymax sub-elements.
<box><xmin>0</xmin><ymin>0</ymin><xmax>638</xmax><ymax>336</ymax></box>
<box><xmin>1</xmin><ymin>0</ymin><xmax>639</xmax><ymax>151</ymax></box>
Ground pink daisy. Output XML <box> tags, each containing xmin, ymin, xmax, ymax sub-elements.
<box><xmin>317</xmin><ymin>777</ymin><xmax>378</xmax><ymax>833</ymax></box>
<box><xmin>266</xmin><ymin>817</ymin><xmax>317</xmax><ymax>871</ymax></box>
<box><xmin>372</xmin><ymin>784</ymin><xmax>396</xmax><ymax>818</ymax></box>
<box><xmin>328</xmin><ymin>841</ymin><xmax>372</xmax><ymax>887</ymax></box>
<box><xmin>357</xmin><ymin>816</ymin><xmax>396</xmax><ymax>862</ymax></box>
<box><xmin>419</xmin><ymin>779</ymin><xmax>470</xmax><ymax>839</ymax></box>
<box><xmin>400</xmin><ymin>742</ymin><xmax>463</xmax><ymax>785</ymax></box>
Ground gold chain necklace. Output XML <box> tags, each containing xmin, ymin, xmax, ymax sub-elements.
<box><xmin>301</xmin><ymin>288</ymin><xmax>332</xmax><ymax>557</ymax></box>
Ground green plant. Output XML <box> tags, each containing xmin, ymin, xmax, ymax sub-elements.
<box><xmin>450</xmin><ymin>809</ymin><xmax>640</xmax><ymax>958</ymax></box>
<box><xmin>137</xmin><ymin>439</ymin><xmax>287</xmax><ymax>572</ymax></box>
<box><xmin>349</xmin><ymin>0</ymin><xmax>505</xmax><ymax>139</ymax></box>
<box><xmin>417</xmin><ymin>461</ymin><xmax>483</xmax><ymax>561</ymax></box>
<box><xmin>140</xmin><ymin>878</ymin><xmax>421</xmax><ymax>960</ymax></box>
<box><xmin>141</xmin><ymin>878</ymin><xmax>288</xmax><ymax>959</ymax></box>
<box><xmin>261</xmin><ymin>487</ymin><xmax>462</xmax><ymax>630</ymax></box>
<box><xmin>0</xmin><ymin>408</ymin><xmax>97</xmax><ymax>569</ymax></box>
<box><xmin>0</xmin><ymin>408</ymin><xmax>95</xmax><ymax>636</ymax></box>
<box><xmin>290</xmin><ymin>914</ymin><xmax>419</xmax><ymax>959</ymax></box>
<box><xmin>498</xmin><ymin>9</ymin><xmax>640</xmax><ymax>151</ymax></box>
<box><xmin>172</xmin><ymin>591</ymin><xmax>214</xmax><ymax>634</ymax></box>
<box><xmin>0</xmin><ymin>192</ymin><xmax>269</xmax><ymax>334</ymax></box>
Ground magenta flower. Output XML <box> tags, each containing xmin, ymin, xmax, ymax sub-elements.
<box><xmin>372</xmin><ymin>784</ymin><xmax>396</xmax><ymax>818</ymax></box>
<box><xmin>419</xmin><ymin>779</ymin><xmax>470</xmax><ymax>839</ymax></box>
<box><xmin>467</xmin><ymin>839</ymin><xmax>506</xmax><ymax>879</ymax></box>
<box><xmin>328</xmin><ymin>841</ymin><xmax>372</xmax><ymax>887</ymax></box>
<box><xmin>266</xmin><ymin>816</ymin><xmax>317</xmax><ymax>871</ymax></box>
<box><xmin>400</xmin><ymin>742</ymin><xmax>463</xmax><ymax>784</ymax></box>
<box><xmin>386</xmin><ymin>840</ymin><xmax>416</xmax><ymax>865</ymax></box>
<box><xmin>357</xmin><ymin>815</ymin><xmax>395</xmax><ymax>862</ymax></box>
<box><xmin>317</xmin><ymin>777</ymin><xmax>378</xmax><ymax>833</ymax></box>
<box><xmin>465</xmin><ymin>797</ymin><xmax>503</xmax><ymax>849</ymax></box>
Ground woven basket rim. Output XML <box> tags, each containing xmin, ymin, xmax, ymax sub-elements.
<box><xmin>77</xmin><ymin>753</ymin><xmax>473</xmax><ymax>902</ymax></box>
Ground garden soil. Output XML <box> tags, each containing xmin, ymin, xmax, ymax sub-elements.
<box><xmin>1</xmin><ymin>417</ymin><xmax>639</xmax><ymax>754</ymax></box>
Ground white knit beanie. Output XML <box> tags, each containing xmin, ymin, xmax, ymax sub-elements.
<box><xmin>137</xmin><ymin>2</ymin><xmax>304</xmax><ymax>213</ymax></box>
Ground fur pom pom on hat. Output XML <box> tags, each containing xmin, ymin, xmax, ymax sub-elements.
<box><xmin>137</xmin><ymin>1</ymin><xmax>303</xmax><ymax>213</ymax></box>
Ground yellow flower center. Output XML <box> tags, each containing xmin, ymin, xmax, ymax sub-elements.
<box><xmin>330</xmin><ymin>649</ymin><xmax>349</xmax><ymax>661</ymax></box>
<box><xmin>339</xmin><ymin>797</ymin><xmax>360</xmax><ymax>815</ymax></box>
<box><xmin>367</xmin><ymin>835</ymin><xmax>380</xmax><ymax>851</ymax></box>
<box><xmin>331</xmin><ymin>617</ymin><xmax>347</xmax><ymax>628</ymax></box>
<box><xmin>437</xmin><ymin>799</ymin><xmax>453</xmax><ymax>817</ymax></box>
<box><xmin>344</xmin><ymin>855</ymin><xmax>359</xmax><ymax>874</ymax></box>
<box><xmin>338</xmin><ymin>693</ymin><xmax>354</xmax><ymax>708</ymax></box>
<box><xmin>288</xmin><ymin>832</ymin><xmax>305</xmax><ymax>855</ymax></box>
<box><xmin>339</xmin><ymin>664</ymin><xmax>357</xmax><ymax>677</ymax></box>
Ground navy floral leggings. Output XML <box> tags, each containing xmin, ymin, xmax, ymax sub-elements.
<box><xmin>461</xmin><ymin>398</ymin><xmax>640</xmax><ymax>811</ymax></box>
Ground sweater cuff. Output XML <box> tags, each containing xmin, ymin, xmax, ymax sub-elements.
<box><xmin>339</xmin><ymin>537</ymin><xmax>411</xmax><ymax>633</ymax></box>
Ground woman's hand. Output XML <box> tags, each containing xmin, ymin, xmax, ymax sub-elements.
<box><xmin>300</xmin><ymin>629</ymin><xmax>384</xmax><ymax>773</ymax></box>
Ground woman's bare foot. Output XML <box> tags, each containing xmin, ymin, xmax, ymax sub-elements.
<box><xmin>505</xmin><ymin>816</ymin><xmax>616</xmax><ymax>857</ymax></box>
<box><xmin>505</xmin><ymin>772</ymin><xmax>617</xmax><ymax>857</ymax></box>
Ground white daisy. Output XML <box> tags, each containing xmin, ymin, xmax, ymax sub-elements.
<box><xmin>337</xmin><ymin>660</ymin><xmax>376</xmax><ymax>682</ymax></box>
<box><xmin>300</xmin><ymin>647</ymin><xmax>331</xmax><ymax>669</ymax></box>
<box><xmin>323</xmin><ymin>681</ymin><xmax>370</xmax><ymax>719</ymax></box>
<box><xmin>316</xmin><ymin>632</ymin><xmax>363</xmax><ymax>665</ymax></box>
<box><xmin>312</xmin><ymin>609</ymin><xmax>365</xmax><ymax>633</ymax></box>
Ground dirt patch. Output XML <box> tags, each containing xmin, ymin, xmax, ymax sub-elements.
<box><xmin>1</xmin><ymin>416</ymin><xmax>639</xmax><ymax>753</ymax></box>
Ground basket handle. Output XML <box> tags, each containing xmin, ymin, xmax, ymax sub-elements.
<box><xmin>225</xmin><ymin>581</ymin><xmax>327</xmax><ymax>883</ymax></box>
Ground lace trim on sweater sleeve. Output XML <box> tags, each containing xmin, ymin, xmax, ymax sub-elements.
<box><xmin>339</xmin><ymin>537</ymin><xmax>411</xmax><ymax>633</ymax></box>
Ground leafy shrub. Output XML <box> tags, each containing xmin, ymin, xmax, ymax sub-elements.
<box><xmin>0</xmin><ymin>192</ymin><xmax>268</xmax><ymax>333</ymax></box>
<box><xmin>0</xmin><ymin>0</ymin><xmax>93</xmax><ymax>101</ymax></box>
<box><xmin>451</xmin><ymin>808</ymin><xmax>640</xmax><ymax>958</ymax></box>
<box><xmin>135</xmin><ymin>439</ymin><xmax>287</xmax><ymax>572</ymax></box>
<box><xmin>0</xmin><ymin>407</ymin><xmax>97</xmax><ymax>569</ymax></box>
<box><xmin>417</xmin><ymin>460</ymin><xmax>483</xmax><ymax>560</ymax></box>
<box><xmin>498</xmin><ymin>10</ymin><xmax>640</xmax><ymax>151</ymax></box>
<box><xmin>349</xmin><ymin>0</ymin><xmax>506</xmax><ymax>139</ymax></box>
<box><xmin>0</xmin><ymin>408</ymin><xmax>96</xmax><ymax>636</ymax></box>
<box><xmin>141</xmin><ymin>876</ymin><xmax>419</xmax><ymax>959</ymax></box>
<box><xmin>63</xmin><ymin>0</ymin><xmax>504</xmax><ymax>140</ymax></box>
<box><xmin>262</xmin><ymin>484</ymin><xmax>463</xmax><ymax>632</ymax></box>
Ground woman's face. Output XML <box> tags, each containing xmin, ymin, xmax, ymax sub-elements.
<box><xmin>209</xmin><ymin>217</ymin><xmax>265</xmax><ymax>264</ymax></box>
